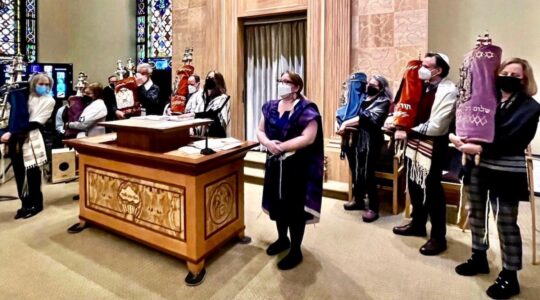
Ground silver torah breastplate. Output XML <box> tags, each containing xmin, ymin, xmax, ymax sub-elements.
<box><xmin>0</xmin><ymin>101</ymin><xmax>10</xmax><ymax>130</ymax></box>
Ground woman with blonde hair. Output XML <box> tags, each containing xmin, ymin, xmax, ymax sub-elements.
<box><xmin>452</xmin><ymin>58</ymin><xmax>540</xmax><ymax>299</ymax></box>
<box><xmin>0</xmin><ymin>73</ymin><xmax>55</xmax><ymax>219</ymax></box>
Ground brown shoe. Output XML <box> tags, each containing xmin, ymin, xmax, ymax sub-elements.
<box><xmin>419</xmin><ymin>238</ymin><xmax>447</xmax><ymax>256</ymax></box>
<box><xmin>392</xmin><ymin>222</ymin><xmax>427</xmax><ymax>237</ymax></box>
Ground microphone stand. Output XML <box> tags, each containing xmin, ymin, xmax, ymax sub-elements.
<box><xmin>200</xmin><ymin>125</ymin><xmax>216</xmax><ymax>155</ymax></box>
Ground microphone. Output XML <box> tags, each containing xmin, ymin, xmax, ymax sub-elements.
<box><xmin>200</xmin><ymin>125</ymin><xmax>216</xmax><ymax>155</ymax></box>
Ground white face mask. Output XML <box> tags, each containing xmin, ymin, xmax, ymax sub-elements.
<box><xmin>418</xmin><ymin>67</ymin><xmax>433</xmax><ymax>81</ymax></box>
<box><xmin>278</xmin><ymin>83</ymin><xmax>292</xmax><ymax>98</ymax></box>
<box><xmin>188</xmin><ymin>85</ymin><xmax>197</xmax><ymax>94</ymax></box>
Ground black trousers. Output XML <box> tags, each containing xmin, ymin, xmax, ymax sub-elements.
<box><xmin>9</xmin><ymin>139</ymin><xmax>43</xmax><ymax>210</ymax></box>
<box><xmin>345</xmin><ymin>132</ymin><xmax>359</xmax><ymax>197</ymax></box>
<box><xmin>346</xmin><ymin>132</ymin><xmax>381</xmax><ymax>212</ymax></box>
<box><xmin>408</xmin><ymin>137</ymin><xmax>447</xmax><ymax>240</ymax></box>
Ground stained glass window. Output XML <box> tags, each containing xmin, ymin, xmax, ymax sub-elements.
<box><xmin>0</xmin><ymin>0</ymin><xmax>38</xmax><ymax>62</ymax></box>
<box><xmin>0</xmin><ymin>0</ymin><xmax>18</xmax><ymax>56</ymax></box>
<box><xmin>136</xmin><ymin>0</ymin><xmax>172</xmax><ymax>70</ymax></box>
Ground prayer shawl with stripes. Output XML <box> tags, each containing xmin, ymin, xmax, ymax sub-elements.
<box><xmin>406</xmin><ymin>78</ymin><xmax>458</xmax><ymax>187</ymax></box>
<box><xmin>456</xmin><ymin>44</ymin><xmax>502</xmax><ymax>143</ymax></box>
<box><xmin>24</xmin><ymin>95</ymin><xmax>55</xmax><ymax>169</ymax></box>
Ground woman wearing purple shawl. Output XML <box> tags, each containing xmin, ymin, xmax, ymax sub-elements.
<box><xmin>257</xmin><ymin>71</ymin><xmax>323</xmax><ymax>270</ymax></box>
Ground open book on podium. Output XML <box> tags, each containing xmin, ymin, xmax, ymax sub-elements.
<box><xmin>178</xmin><ymin>138</ymin><xmax>243</xmax><ymax>155</ymax></box>
<box><xmin>99</xmin><ymin>116</ymin><xmax>212</xmax><ymax>152</ymax></box>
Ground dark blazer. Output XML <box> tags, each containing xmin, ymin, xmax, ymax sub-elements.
<box><xmin>138</xmin><ymin>83</ymin><xmax>162</xmax><ymax>116</ymax></box>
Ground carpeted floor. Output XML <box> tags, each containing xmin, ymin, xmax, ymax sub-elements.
<box><xmin>1</xmin><ymin>177</ymin><xmax>539</xmax><ymax>299</ymax></box>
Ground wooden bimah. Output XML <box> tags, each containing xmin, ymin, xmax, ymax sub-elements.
<box><xmin>64</xmin><ymin>118</ymin><xmax>258</xmax><ymax>285</ymax></box>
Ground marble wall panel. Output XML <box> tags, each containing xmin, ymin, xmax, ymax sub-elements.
<box><xmin>351</xmin><ymin>0</ymin><xmax>427</xmax><ymax>94</ymax></box>
<box><xmin>394</xmin><ymin>0</ymin><xmax>427</xmax><ymax>11</ymax></box>
<box><xmin>354</xmin><ymin>0</ymin><xmax>395</xmax><ymax>16</ymax></box>
<box><xmin>357</xmin><ymin>13</ymin><xmax>394</xmax><ymax>48</ymax></box>
<box><xmin>394</xmin><ymin>9</ymin><xmax>427</xmax><ymax>47</ymax></box>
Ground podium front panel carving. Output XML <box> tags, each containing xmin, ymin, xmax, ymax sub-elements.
<box><xmin>86</xmin><ymin>166</ymin><xmax>185</xmax><ymax>240</ymax></box>
<box><xmin>204</xmin><ymin>173</ymin><xmax>238</xmax><ymax>239</ymax></box>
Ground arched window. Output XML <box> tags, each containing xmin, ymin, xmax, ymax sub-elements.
<box><xmin>0</xmin><ymin>0</ymin><xmax>38</xmax><ymax>62</ymax></box>
<box><xmin>136</xmin><ymin>0</ymin><xmax>172</xmax><ymax>70</ymax></box>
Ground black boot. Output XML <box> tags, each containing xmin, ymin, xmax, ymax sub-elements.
<box><xmin>277</xmin><ymin>248</ymin><xmax>303</xmax><ymax>270</ymax></box>
<box><xmin>455</xmin><ymin>249</ymin><xmax>490</xmax><ymax>276</ymax></box>
<box><xmin>14</xmin><ymin>207</ymin><xmax>30</xmax><ymax>219</ymax></box>
<box><xmin>14</xmin><ymin>197</ymin><xmax>32</xmax><ymax>219</ymax></box>
<box><xmin>486</xmin><ymin>269</ymin><xmax>520</xmax><ymax>299</ymax></box>
<box><xmin>267</xmin><ymin>220</ymin><xmax>290</xmax><ymax>256</ymax></box>
<box><xmin>277</xmin><ymin>221</ymin><xmax>305</xmax><ymax>270</ymax></box>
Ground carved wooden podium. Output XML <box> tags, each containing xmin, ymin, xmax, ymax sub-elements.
<box><xmin>65</xmin><ymin>118</ymin><xmax>258</xmax><ymax>285</ymax></box>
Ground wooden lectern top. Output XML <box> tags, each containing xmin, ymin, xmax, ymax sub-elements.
<box><xmin>96</xmin><ymin>117</ymin><xmax>214</xmax><ymax>152</ymax></box>
<box><xmin>99</xmin><ymin>117</ymin><xmax>213</xmax><ymax>133</ymax></box>
<box><xmin>65</xmin><ymin>133</ymin><xmax>259</xmax><ymax>175</ymax></box>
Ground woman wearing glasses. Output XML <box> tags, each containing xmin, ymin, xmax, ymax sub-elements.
<box><xmin>337</xmin><ymin>75</ymin><xmax>392</xmax><ymax>222</ymax></box>
<box><xmin>257</xmin><ymin>71</ymin><xmax>324</xmax><ymax>270</ymax></box>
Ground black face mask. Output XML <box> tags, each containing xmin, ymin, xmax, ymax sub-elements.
<box><xmin>82</xmin><ymin>95</ymin><xmax>93</xmax><ymax>104</ymax></box>
<box><xmin>204</xmin><ymin>77</ymin><xmax>216</xmax><ymax>90</ymax></box>
<box><xmin>496</xmin><ymin>76</ymin><xmax>522</xmax><ymax>93</ymax></box>
<box><xmin>366</xmin><ymin>85</ymin><xmax>380</xmax><ymax>97</ymax></box>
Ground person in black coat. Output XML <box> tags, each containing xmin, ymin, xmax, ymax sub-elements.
<box><xmin>452</xmin><ymin>57</ymin><xmax>540</xmax><ymax>300</ymax></box>
<box><xmin>337</xmin><ymin>75</ymin><xmax>392</xmax><ymax>222</ymax></box>
<box><xmin>135</xmin><ymin>63</ymin><xmax>162</xmax><ymax>115</ymax></box>
<box><xmin>102</xmin><ymin>75</ymin><xmax>117</xmax><ymax>121</ymax></box>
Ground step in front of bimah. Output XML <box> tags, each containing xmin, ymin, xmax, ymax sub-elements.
<box><xmin>243</xmin><ymin>151</ymin><xmax>349</xmax><ymax>201</ymax></box>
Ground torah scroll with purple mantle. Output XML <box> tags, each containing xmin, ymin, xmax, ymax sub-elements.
<box><xmin>456</xmin><ymin>44</ymin><xmax>502</xmax><ymax>143</ymax></box>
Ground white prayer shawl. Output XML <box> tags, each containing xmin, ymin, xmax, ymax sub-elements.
<box><xmin>68</xmin><ymin>99</ymin><xmax>108</xmax><ymax>138</ymax></box>
<box><xmin>185</xmin><ymin>90</ymin><xmax>203</xmax><ymax>114</ymax></box>
<box><xmin>406</xmin><ymin>78</ymin><xmax>457</xmax><ymax>192</ymax></box>
<box><xmin>411</xmin><ymin>78</ymin><xmax>458</xmax><ymax>136</ymax></box>
<box><xmin>188</xmin><ymin>91</ymin><xmax>230</xmax><ymax>136</ymax></box>
<box><xmin>24</xmin><ymin>95</ymin><xmax>55</xmax><ymax>169</ymax></box>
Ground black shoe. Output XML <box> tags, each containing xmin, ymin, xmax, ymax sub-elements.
<box><xmin>455</xmin><ymin>251</ymin><xmax>490</xmax><ymax>276</ymax></box>
<box><xmin>392</xmin><ymin>222</ymin><xmax>427</xmax><ymax>237</ymax></box>
<box><xmin>266</xmin><ymin>238</ymin><xmax>290</xmax><ymax>256</ymax></box>
<box><xmin>22</xmin><ymin>207</ymin><xmax>43</xmax><ymax>219</ymax></box>
<box><xmin>343</xmin><ymin>201</ymin><xmax>365</xmax><ymax>211</ymax></box>
<box><xmin>277</xmin><ymin>250</ymin><xmax>303</xmax><ymax>270</ymax></box>
<box><xmin>14</xmin><ymin>207</ymin><xmax>30</xmax><ymax>219</ymax></box>
<box><xmin>67</xmin><ymin>222</ymin><xmax>87</xmax><ymax>234</ymax></box>
<box><xmin>419</xmin><ymin>238</ymin><xmax>447</xmax><ymax>256</ymax></box>
<box><xmin>73</xmin><ymin>195</ymin><xmax>80</xmax><ymax>201</ymax></box>
<box><xmin>486</xmin><ymin>270</ymin><xmax>520</xmax><ymax>299</ymax></box>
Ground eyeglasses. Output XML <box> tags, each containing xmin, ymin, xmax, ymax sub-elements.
<box><xmin>276</xmin><ymin>79</ymin><xmax>294</xmax><ymax>84</ymax></box>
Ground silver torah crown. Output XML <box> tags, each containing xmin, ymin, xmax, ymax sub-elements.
<box><xmin>115</xmin><ymin>59</ymin><xmax>126</xmax><ymax>79</ymax></box>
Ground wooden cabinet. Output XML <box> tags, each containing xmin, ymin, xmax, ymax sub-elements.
<box><xmin>65</xmin><ymin>119</ymin><xmax>258</xmax><ymax>285</ymax></box>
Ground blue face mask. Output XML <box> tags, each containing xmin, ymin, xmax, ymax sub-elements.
<box><xmin>35</xmin><ymin>85</ymin><xmax>49</xmax><ymax>96</ymax></box>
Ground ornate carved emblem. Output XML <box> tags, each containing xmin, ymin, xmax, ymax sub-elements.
<box><xmin>205</xmin><ymin>174</ymin><xmax>237</xmax><ymax>238</ymax></box>
<box><xmin>209</xmin><ymin>183</ymin><xmax>234</xmax><ymax>225</ymax></box>
<box><xmin>86</xmin><ymin>167</ymin><xmax>185</xmax><ymax>240</ymax></box>
<box><xmin>118</xmin><ymin>182</ymin><xmax>142</xmax><ymax>221</ymax></box>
